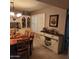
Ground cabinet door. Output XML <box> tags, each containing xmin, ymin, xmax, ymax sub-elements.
<box><xmin>51</xmin><ymin>39</ymin><xmax>59</xmax><ymax>53</ymax></box>
<box><xmin>39</xmin><ymin>35</ymin><xmax>45</xmax><ymax>45</ymax></box>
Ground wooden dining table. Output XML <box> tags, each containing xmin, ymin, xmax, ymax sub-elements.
<box><xmin>10</xmin><ymin>32</ymin><xmax>34</xmax><ymax>45</ymax></box>
<box><xmin>10</xmin><ymin>37</ymin><xmax>28</xmax><ymax>46</ymax></box>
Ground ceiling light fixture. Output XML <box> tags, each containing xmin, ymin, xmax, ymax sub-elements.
<box><xmin>16</xmin><ymin>13</ymin><xmax>22</xmax><ymax>17</ymax></box>
<box><xmin>10</xmin><ymin>0</ymin><xmax>22</xmax><ymax>20</ymax></box>
<box><xmin>10</xmin><ymin>12</ymin><xmax>15</xmax><ymax>16</ymax></box>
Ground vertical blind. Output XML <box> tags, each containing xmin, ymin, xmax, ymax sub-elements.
<box><xmin>31</xmin><ymin>13</ymin><xmax>45</xmax><ymax>32</ymax></box>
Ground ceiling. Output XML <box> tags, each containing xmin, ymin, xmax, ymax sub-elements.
<box><xmin>10</xmin><ymin>0</ymin><xmax>68</xmax><ymax>12</ymax></box>
<box><xmin>37</xmin><ymin>0</ymin><xmax>69</xmax><ymax>9</ymax></box>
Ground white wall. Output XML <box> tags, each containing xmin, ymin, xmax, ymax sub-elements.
<box><xmin>31</xmin><ymin>6</ymin><xmax>67</xmax><ymax>34</ymax></box>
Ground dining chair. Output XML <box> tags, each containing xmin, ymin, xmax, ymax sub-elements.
<box><xmin>25</xmin><ymin>30</ymin><xmax>34</xmax><ymax>56</ymax></box>
<box><xmin>17</xmin><ymin>39</ymin><xmax>30</xmax><ymax>59</ymax></box>
<box><xmin>29</xmin><ymin>32</ymin><xmax>34</xmax><ymax>56</ymax></box>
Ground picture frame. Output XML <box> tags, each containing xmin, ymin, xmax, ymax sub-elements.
<box><xmin>49</xmin><ymin>15</ymin><xmax>59</xmax><ymax>27</ymax></box>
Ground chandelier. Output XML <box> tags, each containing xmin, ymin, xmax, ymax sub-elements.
<box><xmin>10</xmin><ymin>0</ymin><xmax>22</xmax><ymax>20</ymax></box>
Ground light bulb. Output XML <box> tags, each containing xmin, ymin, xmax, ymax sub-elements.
<box><xmin>10</xmin><ymin>12</ymin><xmax>15</xmax><ymax>16</ymax></box>
<box><xmin>16</xmin><ymin>13</ymin><xmax>22</xmax><ymax>17</ymax></box>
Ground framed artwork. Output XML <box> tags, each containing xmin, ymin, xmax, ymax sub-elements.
<box><xmin>49</xmin><ymin>15</ymin><xmax>59</xmax><ymax>27</ymax></box>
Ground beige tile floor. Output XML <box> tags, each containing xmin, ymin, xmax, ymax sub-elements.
<box><xmin>30</xmin><ymin>37</ymin><xmax>68</xmax><ymax>59</ymax></box>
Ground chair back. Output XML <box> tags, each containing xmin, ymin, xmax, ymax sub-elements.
<box><xmin>17</xmin><ymin>39</ymin><xmax>30</xmax><ymax>57</ymax></box>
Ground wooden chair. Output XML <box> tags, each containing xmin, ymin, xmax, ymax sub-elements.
<box><xmin>17</xmin><ymin>39</ymin><xmax>30</xmax><ymax>59</ymax></box>
<box><xmin>24</xmin><ymin>30</ymin><xmax>34</xmax><ymax>56</ymax></box>
<box><xmin>29</xmin><ymin>32</ymin><xmax>34</xmax><ymax>56</ymax></box>
<box><xmin>25</xmin><ymin>31</ymin><xmax>34</xmax><ymax>56</ymax></box>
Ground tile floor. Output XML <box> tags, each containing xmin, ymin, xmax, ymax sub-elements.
<box><xmin>30</xmin><ymin>37</ymin><xmax>68</xmax><ymax>59</ymax></box>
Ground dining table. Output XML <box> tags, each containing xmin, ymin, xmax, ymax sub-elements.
<box><xmin>10</xmin><ymin>37</ymin><xmax>28</xmax><ymax>46</ymax></box>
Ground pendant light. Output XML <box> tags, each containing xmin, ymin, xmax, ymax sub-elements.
<box><xmin>10</xmin><ymin>0</ymin><xmax>22</xmax><ymax>21</ymax></box>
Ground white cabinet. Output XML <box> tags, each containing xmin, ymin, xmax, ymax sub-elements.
<box><xmin>51</xmin><ymin>39</ymin><xmax>59</xmax><ymax>53</ymax></box>
<box><xmin>10</xmin><ymin>15</ymin><xmax>30</xmax><ymax>28</ymax></box>
<box><xmin>37</xmin><ymin>32</ymin><xmax>63</xmax><ymax>54</ymax></box>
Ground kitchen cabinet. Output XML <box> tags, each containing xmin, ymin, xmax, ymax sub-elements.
<box><xmin>36</xmin><ymin>32</ymin><xmax>63</xmax><ymax>54</ymax></box>
<box><xmin>10</xmin><ymin>15</ymin><xmax>30</xmax><ymax>28</ymax></box>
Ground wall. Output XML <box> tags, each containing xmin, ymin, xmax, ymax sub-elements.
<box><xmin>31</xmin><ymin>6</ymin><xmax>67</xmax><ymax>34</ymax></box>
